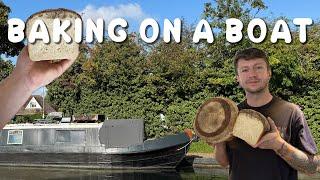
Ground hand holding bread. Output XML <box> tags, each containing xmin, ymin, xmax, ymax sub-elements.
<box><xmin>14</xmin><ymin>8</ymin><xmax>80</xmax><ymax>91</ymax></box>
<box><xmin>14</xmin><ymin>46</ymin><xmax>76</xmax><ymax>91</ymax></box>
<box><xmin>253</xmin><ymin>117</ymin><xmax>286</xmax><ymax>151</ymax></box>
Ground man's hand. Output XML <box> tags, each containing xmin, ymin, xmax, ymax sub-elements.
<box><xmin>253</xmin><ymin>117</ymin><xmax>285</xmax><ymax>151</ymax></box>
<box><xmin>0</xmin><ymin>45</ymin><xmax>76</xmax><ymax>128</ymax></box>
<box><xmin>14</xmin><ymin>46</ymin><xmax>76</xmax><ymax>91</ymax></box>
<box><xmin>253</xmin><ymin>117</ymin><xmax>319</xmax><ymax>174</ymax></box>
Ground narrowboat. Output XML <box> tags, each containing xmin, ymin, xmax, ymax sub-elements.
<box><xmin>0</xmin><ymin>119</ymin><xmax>194</xmax><ymax>169</ymax></box>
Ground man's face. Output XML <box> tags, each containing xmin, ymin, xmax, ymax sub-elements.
<box><xmin>236</xmin><ymin>58</ymin><xmax>271</xmax><ymax>94</ymax></box>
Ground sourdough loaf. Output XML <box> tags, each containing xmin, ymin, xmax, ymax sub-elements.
<box><xmin>194</xmin><ymin>97</ymin><xmax>238</xmax><ymax>144</ymax></box>
<box><xmin>26</xmin><ymin>8</ymin><xmax>81</xmax><ymax>61</ymax></box>
<box><xmin>194</xmin><ymin>97</ymin><xmax>270</xmax><ymax>146</ymax></box>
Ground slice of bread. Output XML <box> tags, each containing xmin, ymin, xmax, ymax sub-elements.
<box><xmin>232</xmin><ymin>109</ymin><xmax>270</xmax><ymax>146</ymax></box>
<box><xmin>26</xmin><ymin>8</ymin><xmax>81</xmax><ymax>61</ymax></box>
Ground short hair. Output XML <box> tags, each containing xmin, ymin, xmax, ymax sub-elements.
<box><xmin>234</xmin><ymin>47</ymin><xmax>270</xmax><ymax>74</ymax></box>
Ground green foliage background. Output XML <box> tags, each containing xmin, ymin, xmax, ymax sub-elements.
<box><xmin>13</xmin><ymin>114</ymin><xmax>42</xmax><ymax>124</ymax></box>
<box><xmin>0</xmin><ymin>1</ymin><xmax>319</xmax><ymax>150</ymax></box>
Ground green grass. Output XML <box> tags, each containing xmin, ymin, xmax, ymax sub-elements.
<box><xmin>189</xmin><ymin>141</ymin><xmax>320</xmax><ymax>155</ymax></box>
<box><xmin>189</xmin><ymin>140</ymin><xmax>214</xmax><ymax>153</ymax></box>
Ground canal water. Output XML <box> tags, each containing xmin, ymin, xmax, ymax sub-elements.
<box><xmin>0</xmin><ymin>166</ymin><xmax>318</xmax><ymax>179</ymax></box>
<box><xmin>0</xmin><ymin>166</ymin><xmax>227</xmax><ymax>180</ymax></box>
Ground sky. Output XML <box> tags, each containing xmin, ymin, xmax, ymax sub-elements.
<box><xmin>2</xmin><ymin>0</ymin><xmax>320</xmax><ymax>94</ymax></box>
<box><xmin>4</xmin><ymin>0</ymin><xmax>320</xmax><ymax>33</ymax></box>
<box><xmin>4</xmin><ymin>1</ymin><xmax>320</xmax><ymax>21</ymax></box>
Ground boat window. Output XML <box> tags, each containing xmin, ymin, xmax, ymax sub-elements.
<box><xmin>56</xmin><ymin>130</ymin><xmax>71</xmax><ymax>142</ymax></box>
<box><xmin>7</xmin><ymin>130</ymin><xmax>23</xmax><ymax>145</ymax></box>
<box><xmin>55</xmin><ymin>130</ymin><xmax>85</xmax><ymax>144</ymax></box>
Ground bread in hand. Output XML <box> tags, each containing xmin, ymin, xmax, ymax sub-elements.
<box><xmin>26</xmin><ymin>8</ymin><xmax>81</xmax><ymax>61</ymax></box>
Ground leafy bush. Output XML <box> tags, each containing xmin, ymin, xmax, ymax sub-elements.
<box><xmin>13</xmin><ymin>114</ymin><xmax>42</xmax><ymax>124</ymax></box>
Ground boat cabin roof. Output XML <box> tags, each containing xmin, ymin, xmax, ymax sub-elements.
<box><xmin>3</xmin><ymin>123</ymin><xmax>103</xmax><ymax>129</ymax></box>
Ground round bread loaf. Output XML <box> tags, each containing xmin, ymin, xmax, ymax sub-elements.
<box><xmin>26</xmin><ymin>8</ymin><xmax>81</xmax><ymax>61</ymax></box>
<box><xmin>194</xmin><ymin>97</ymin><xmax>239</xmax><ymax>144</ymax></box>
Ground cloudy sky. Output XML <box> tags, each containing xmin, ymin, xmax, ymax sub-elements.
<box><xmin>4</xmin><ymin>0</ymin><xmax>208</xmax><ymax>32</ymax></box>
<box><xmin>4</xmin><ymin>0</ymin><xmax>320</xmax><ymax>29</ymax></box>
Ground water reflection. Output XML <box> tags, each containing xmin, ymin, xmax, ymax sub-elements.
<box><xmin>0</xmin><ymin>167</ymin><xmax>228</xmax><ymax>180</ymax></box>
<box><xmin>0</xmin><ymin>166</ymin><xmax>317</xmax><ymax>180</ymax></box>
<box><xmin>0</xmin><ymin>167</ymin><xmax>181</xmax><ymax>180</ymax></box>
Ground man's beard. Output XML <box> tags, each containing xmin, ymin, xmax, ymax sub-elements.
<box><xmin>244</xmin><ymin>80</ymin><xmax>269</xmax><ymax>94</ymax></box>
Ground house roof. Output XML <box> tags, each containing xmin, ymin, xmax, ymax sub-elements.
<box><xmin>16</xmin><ymin>95</ymin><xmax>56</xmax><ymax>116</ymax></box>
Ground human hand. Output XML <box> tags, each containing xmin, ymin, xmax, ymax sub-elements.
<box><xmin>13</xmin><ymin>46</ymin><xmax>76</xmax><ymax>91</ymax></box>
<box><xmin>253</xmin><ymin>117</ymin><xmax>285</xmax><ymax>151</ymax></box>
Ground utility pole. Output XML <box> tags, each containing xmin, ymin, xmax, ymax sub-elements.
<box><xmin>42</xmin><ymin>86</ymin><xmax>45</xmax><ymax>119</ymax></box>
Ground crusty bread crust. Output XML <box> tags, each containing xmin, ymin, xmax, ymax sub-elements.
<box><xmin>194</xmin><ymin>97</ymin><xmax>238</xmax><ymax>144</ymax></box>
<box><xmin>26</xmin><ymin>8</ymin><xmax>81</xmax><ymax>24</ymax></box>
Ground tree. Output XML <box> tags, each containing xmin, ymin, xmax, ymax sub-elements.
<box><xmin>201</xmin><ymin>0</ymin><xmax>267</xmax><ymax>102</ymax></box>
<box><xmin>0</xmin><ymin>2</ymin><xmax>23</xmax><ymax>81</ymax></box>
<box><xmin>203</xmin><ymin>0</ymin><xmax>266</xmax><ymax>59</ymax></box>
<box><xmin>46</xmin><ymin>43</ymin><xmax>88</xmax><ymax>116</ymax></box>
<box><xmin>0</xmin><ymin>1</ymin><xmax>24</xmax><ymax>57</ymax></box>
<box><xmin>0</xmin><ymin>58</ymin><xmax>14</xmax><ymax>81</ymax></box>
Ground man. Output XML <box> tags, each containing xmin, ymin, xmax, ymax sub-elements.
<box><xmin>0</xmin><ymin>46</ymin><xmax>75</xmax><ymax>129</ymax></box>
<box><xmin>214</xmin><ymin>48</ymin><xmax>319</xmax><ymax>180</ymax></box>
